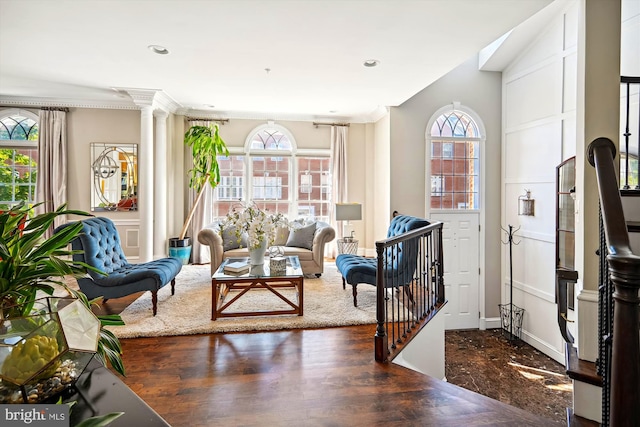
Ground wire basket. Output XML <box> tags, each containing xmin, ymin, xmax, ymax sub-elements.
<box><xmin>498</xmin><ymin>303</ymin><xmax>524</xmax><ymax>341</ymax></box>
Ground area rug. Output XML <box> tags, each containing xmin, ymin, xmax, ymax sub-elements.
<box><xmin>105</xmin><ymin>263</ymin><xmax>392</xmax><ymax>339</ymax></box>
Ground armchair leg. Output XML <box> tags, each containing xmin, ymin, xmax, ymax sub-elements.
<box><xmin>352</xmin><ymin>284</ymin><xmax>358</xmax><ymax>307</ymax></box>
<box><xmin>342</xmin><ymin>277</ymin><xmax>346</xmax><ymax>290</ymax></box>
<box><xmin>171</xmin><ymin>278</ymin><xmax>176</xmax><ymax>295</ymax></box>
<box><xmin>152</xmin><ymin>291</ymin><xmax>158</xmax><ymax>316</ymax></box>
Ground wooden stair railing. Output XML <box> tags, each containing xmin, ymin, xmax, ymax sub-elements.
<box><xmin>587</xmin><ymin>137</ymin><xmax>640</xmax><ymax>426</ymax></box>
<box><xmin>374</xmin><ymin>222</ymin><xmax>445</xmax><ymax>362</ymax></box>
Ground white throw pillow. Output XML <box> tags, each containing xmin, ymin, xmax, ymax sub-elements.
<box><xmin>286</xmin><ymin>222</ymin><xmax>316</xmax><ymax>250</ymax></box>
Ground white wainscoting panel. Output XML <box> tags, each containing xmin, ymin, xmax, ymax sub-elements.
<box><xmin>563</xmin><ymin>52</ymin><xmax>578</xmax><ymax>112</ymax></box>
<box><xmin>563</xmin><ymin>2</ymin><xmax>579</xmax><ymax>50</ymax></box>
<box><xmin>505</xmin><ymin>122</ymin><xmax>562</xmax><ymax>182</ymax></box>
<box><xmin>111</xmin><ymin>219</ymin><xmax>140</xmax><ymax>259</ymax></box>
<box><xmin>506</xmin><ymin>19</ymin><xmax>562</xmax><ymax>77</ymax></box>
<box><xmin>504</xmin><ymin>182</ymin><xmax>557</xmax><ymax>236</ymax></box>
<box><xmin>505</xmin><ymin>62</ymin><xmax>562</xmax><ymax>128</ymax></box>
<box><xmin>562</xmin><ymin>116</ymin><xmax>577</xmax><ymax>159</ymax></box>
<box><xmin>508</xmin><ymin>281</ymin><xmax>565</xmax><ymax>363</ymax></box>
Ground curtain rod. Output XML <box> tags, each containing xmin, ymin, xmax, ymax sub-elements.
<box><xmin>313</xmin><ymin>122</ymin><xmax>350</xmax><ymax>128</ymax></box>
<box><xmin>40</xmin><ymin>106</ymin><xmax>69</xmax><ymax>112</ymax></box>
<box><xmin>186</xmin><ymin>117</ymin><xmax>229</xmax><ymax>124</ymax></box>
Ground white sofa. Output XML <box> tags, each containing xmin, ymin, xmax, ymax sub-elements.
<box><xmin>197</xmin><ymin>221</ymin><xmax>335</xmax><ymax>277</ymax></box>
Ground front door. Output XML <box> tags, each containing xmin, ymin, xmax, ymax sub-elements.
<box><xmin>431</xmin><ymin>212</ymin><xmax>479</xmax><ymax>330</ymax></box>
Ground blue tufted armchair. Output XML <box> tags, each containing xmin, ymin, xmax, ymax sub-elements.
<box><xmin>57</xmin><ymin>217</ymin><xmax>182</xmax><ymax>316</ymax></box>
<box><xmin>336</xmin><ymin>215</ymin><xmax>430</xmax><ymax>307</ymax></box>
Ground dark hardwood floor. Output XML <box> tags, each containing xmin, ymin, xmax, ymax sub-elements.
<box><xmin>100</xmin><ymin>295</ymin><xmax>563</xmax><ymax>426</ymax></box>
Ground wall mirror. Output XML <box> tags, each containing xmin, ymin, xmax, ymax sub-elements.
<box><xmin>91</xmin><ymin>143</ymin><xmax>138</xmax><ymax>211</ymax></box>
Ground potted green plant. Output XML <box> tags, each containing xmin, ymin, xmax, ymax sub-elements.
<box><xmin>169</xmin><ymin>123</ymin><xmax>229</xmax><ymax>264</ymax></box>
<box><xmin>0</xmin><ymin>202</ymin><xmax>126</xmax><ymax>404</ymax></box>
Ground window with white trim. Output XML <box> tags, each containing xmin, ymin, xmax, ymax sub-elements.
<box><xmin>211</xmin><ymin>123</ymin><xmax>331</xmax><ymax>222</ymax></box>
<box><xmin>296</xmin><ymin>157</ymin><xmax>331</xmax><ymax>222</ymax></box>
<box><xmin>0</xmin><ymin>110</ymin><xmax>39</xmax><ymax>210</ymax></box>
<box><xmin>429</xmin><ymin>110</ymin><xmax>480</xmax><ymax>210</ymax></box>
<box><xmin>212</xmin><ymin>154</ymin><xmax>245</xmax><ymax>219</ymax></box>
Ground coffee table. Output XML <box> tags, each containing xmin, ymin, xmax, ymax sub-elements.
<box><xmin>211</xmin><ymin>256</ymin><xmax>304</xmax><ymax>320</ymax></box>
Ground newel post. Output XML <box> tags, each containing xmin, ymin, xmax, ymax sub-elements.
<box><xmin>374</xmin><ymin>242</ymin><xmax>388</xmax><ymax>362</ymax></box>
<box><xmin>608</xmin><ymin>255</ymin><xmax>640</xmax><ymax>427</ymax></box>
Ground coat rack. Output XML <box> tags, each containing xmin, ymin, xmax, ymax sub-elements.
<box><xmin>499</xmin><ymin>224</ymin><xmax>525</xmax><ymax>342</ymax></box>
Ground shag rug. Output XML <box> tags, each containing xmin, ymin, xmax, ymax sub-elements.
<box><xmin>105</xmin><ymin>263</ymin><xmax>388</xmax><ymax>339</ymax></box>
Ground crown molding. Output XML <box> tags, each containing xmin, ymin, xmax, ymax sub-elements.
<box><xmin>153</xmin><ymin>91</ymin><xmax>182</xmax><ymax>114</ymax></box>
<box><xmin>180</xmin><ymin>108</ymin><xmax>361</xmax><ymax>124</ymax></box>
<box><xmin>365</xmin><ymin>105</ymin><xmax>389</xmax><ymax>123</ymax></box>
<box><xmin>115</xmin><ymin>88</ymin><xmax>158</xmax><ymax>107</ymax></box>
<box><xmin>111</xmin><ymin>88</ymin><xmax>182</xmax><ymax>114</ymax></box>
<box><xmin>1</xmin><ymin>94</ymin><xmax>386</xmax><ymax>123</ymax></box>
<box><xmin>0</xmin><ymin>95</ymin><xmax>138</xmax><ymax>110</ymax></box>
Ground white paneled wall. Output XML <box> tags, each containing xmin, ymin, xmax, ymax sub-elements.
<box><xmin>501</xmin><ymin>2</ymin><xmax>579</xmax><ymax>363</ymax></box>
<box><xmin>113</xmin><ymin>220</ymin><xmax>140</xmax><ymax>259</ymax></box>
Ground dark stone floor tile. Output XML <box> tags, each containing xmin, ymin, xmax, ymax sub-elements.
<box><xmin>445</xmin><ymin>329</ymin><xmax>572</xmax><ymax>424</ymax></box>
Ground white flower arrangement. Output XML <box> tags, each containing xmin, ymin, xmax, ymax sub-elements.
<box><xmin>223</xmin><ymin>202</ymin><xmax>289</xmax><ymax>250</ymax></box>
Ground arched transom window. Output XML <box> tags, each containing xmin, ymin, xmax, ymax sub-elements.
<box><xmin>211</xmin><ymin>123</ymin><xmax>331</xmax><ymax>222</ymax></box>
<box><xmin>429</xmin><ymin>110</ymin><xmax>480</xmax><ymax>210</ymax></box>
<box><xmin>0</xmin><ymin>110</ymin><xmax>39</xmax><ymax>209</ymax></box>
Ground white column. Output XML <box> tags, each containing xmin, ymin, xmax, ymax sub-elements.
<box><xmin>154</xmin><ymin>110</ymin><xmax>168</xmax><ymax>258</ymax></box>
<box><xmin>139</xmin><ymin>105</ymin><xmax>154</xmax><ymax>262</ymax></box>
<box><xmin>575</xmin><ymin>0</ymin><xmax>621</xmax><ymax>363</ymax></box>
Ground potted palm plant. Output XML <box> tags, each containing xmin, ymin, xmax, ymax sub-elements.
<box><xmin>0</xmin><ymin>202</ymin><xmax>125</xmax><ymax>404</ymax></box>
<box><xmin>169</xmin><ymin>123</ymin><xmax>229</xmax><ymax>264</ymax></box>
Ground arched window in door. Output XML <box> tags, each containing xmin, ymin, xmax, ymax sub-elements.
<box><xmin>429</xmin><ymin>110</ymin><xmax>481</xmax><ymax>210</ymax></box>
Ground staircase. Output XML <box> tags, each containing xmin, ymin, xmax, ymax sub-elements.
<box><xmin>566</xmin><ymin>77</ymin><xmax>639</xmax><ymax>427</ymax></box>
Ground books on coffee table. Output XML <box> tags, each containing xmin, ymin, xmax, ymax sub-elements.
<box><xmin>223</xmin><ymin>261</ymin><xmax>250</xmax><ymax>274</ymax></box>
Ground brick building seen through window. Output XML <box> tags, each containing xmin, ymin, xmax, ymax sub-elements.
<box><xmin>430</xmin><ymin>110</ymin><xmax>480</xmax><ymax>210</ymax></box>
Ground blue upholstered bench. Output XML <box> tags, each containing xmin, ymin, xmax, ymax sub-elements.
<box><xmin>336</xmin><ymin>215</ymin><xmax>430</xmax><ymax>306</ymax></box>
<box><xmin>57</xmin><ymin>217</ymin><xmax>182</xmax><ymax>316</ymax></box>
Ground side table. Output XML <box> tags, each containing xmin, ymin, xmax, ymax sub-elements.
<box><xmin>337</xmin><ymin>239</ymin><xmax>359</xmax><ymax>255</ymax></box>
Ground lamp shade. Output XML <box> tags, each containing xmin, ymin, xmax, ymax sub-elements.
<box><xmin>336</xmin><ymin>203</ymin><xmax>362</xmax><ymax>221</ymax></box>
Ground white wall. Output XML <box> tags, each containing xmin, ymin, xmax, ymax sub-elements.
<box><xmin>370</xmin><ymin>113</ymin><xmax>391</xmax><ymax>249</ymax></box>
<box><xmin>67</xmin><ymin>108</ymin><xmax>142</xmax><ymax>257</ymax></box>
<box><xmin>389</xmin><ymin>55</ymin><xmax>503</xmax><ymax>320</ymax></box>
<box><xmin>501</xmin><ymin>2</ymin><xmax>579</xmax><ymax>363</ymax></box>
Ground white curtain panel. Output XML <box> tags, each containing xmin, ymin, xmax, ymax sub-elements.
<box><xmin>328</xmin><ymin>125</ymin><xmax>348</xmax><ymax>258</ymax></box>
<box><xmin>186</xmin><ymin>119</ymin><xmax>213</xmax><ymax>264</ymax></box>
<box><xmin>35</xmin><ymin>109</ymin><xmax>67</xmax><ymax>238</ymax></box>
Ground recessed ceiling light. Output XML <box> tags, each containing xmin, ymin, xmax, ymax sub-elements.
<box><xmin>363</xmin><ymin>59</ymin><xmax>380</xmax><ymax>67</ymax></box>
<box><xmin>148</xmin><ymin>45</ymin><xmax>169</xmax><ymax>55</ymax></box>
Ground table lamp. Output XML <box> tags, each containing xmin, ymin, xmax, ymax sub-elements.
<box><xmin>335</xmin><ymin>203</ymin><xmax>362</xmax><ymax>242</ymax></box>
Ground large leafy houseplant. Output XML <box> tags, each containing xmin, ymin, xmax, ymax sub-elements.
<box><xmin>170</xmin><ymin>124</ymin><xmax>229</xmax><ymax>264</ymax></box>
<box><xmin>0</xmin><ymin>202</ymin><xmax>126</xmax><ymax>378</ymax></box>
<box><xmin>180</xmin><ymin>124</ymin><xmax>229</xmax><ymax>240</ymax></box>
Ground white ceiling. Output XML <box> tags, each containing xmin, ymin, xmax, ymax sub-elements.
<box><xmin>0</xmin><ymin>0</ymin><xmax>554</xmax><ymax>122</ymax></box>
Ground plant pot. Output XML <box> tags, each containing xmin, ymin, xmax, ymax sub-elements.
<box><xmin>0</xmin><ymin>297</ymin><xmax>100</xmax><ymax>404</ymax></box>
<box><xmin>169</xmin><ymin>237</ymin><xmax>192</xmax><ymax>265</ymax></box>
